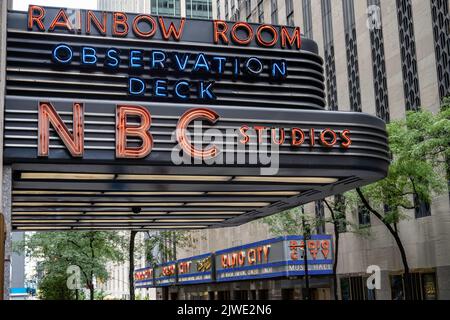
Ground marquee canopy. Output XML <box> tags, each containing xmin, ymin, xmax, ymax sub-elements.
<box><xmin>4</xmin><ymin>6</ymin><xmax>389</xmax><ymax>231</ymax></box>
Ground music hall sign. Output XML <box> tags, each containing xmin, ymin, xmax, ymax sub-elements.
<box><xmin>3</xmin><ymin>6</ymin><xmax>389</xmax><ymax>231</ymax></box>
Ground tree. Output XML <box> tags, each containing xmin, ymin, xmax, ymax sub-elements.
<box><xmin>128</xmin><ymin>230</ymin><xmax>138</xmax><ymax>301</ymax></box>
<box><xmin>17</xmin><ymin>231</ymin><xmax>125</xmax><ymax>300</ymax></box>
<box><xmin>354</xmin><ymin>103</ymin><xmax>450</xmax><ymax>300</ymax></box>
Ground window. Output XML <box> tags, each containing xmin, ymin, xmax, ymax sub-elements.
<box><xmin>340</xmin><ymin>276</ymin><xmax>376</xmax><ymax>300</ymax></box>
<box><xmin>315</xmin><ymin>200</ymin><xmax>325</xmax><ymax>234</ymax></box>
<box><xmin>257</xmin><ymin>0</ymin><xmax>264</xmax><ymax>23</ymax></box>
<box><xmin>225</xmin><ymin>0</ymin><xmax>229</xmax><ymax>20</ymax></box>
<box><xmin>151</xmin><ymin>0</ymin><xmax>181</xmax><ymax>17</ymax></box>
<box><xmin>390</xmin><ymin>272</ymin><xmax>437</xmax><ymax>300</ymax></box>
<box><xmin>217</xmin><ymin>0</ymin><xmax>221</xmax><ymax>19</ymax></box>
<box><xmin>302</xmin><ymin>0</ymin><xmax>313</xmax><ymax>38</ymax></box>
<box><xmin>321</xmin><ymin>0</ymin><xmax>338</xmax><ymax>111</ymax></box>
<box><xmin>358</xmin><ymin>204</ymin><xmax>371</xmax><ymax>227</ymax></box>
<box><xmin>431</xmin><ymin>0</ymin><xmax>450</xmax><ymax>100</ymax></box>
<box><xmin>285</xmin><ymin>0</ymin><xmax>294</xmax><ymax>26</ymax></box>
<box><xmin>396</xmin><ymin>0</ymin><xmax>421</xmax><ymax>111</ymax></box>
<box><xmin>186</xmin><ymin>0</ymin><xmax>213</xmax><ymax>19</ymax></box>
<box><xmin>342</xmin><ymin>0</ymin><xmax>362</xmax><ymax>112</ymax></box>
<box><xmin>367</xmin><ymin>0</ymin><xmax>390</xmax><ymax>122</ymax></box>
<box><xmin>271</xmin><ymin>0</ymin><xmax>278</xmax><ymax>24</ymax></box>
<box><xmin>414</xmin><ymin>194</ymin><xmax>431</xmax><ymax>219</ymax></box>
<box><xmin>245</xmin><ymin>0</ymin><xmax>251</xmax><ymax>22</ymax></box>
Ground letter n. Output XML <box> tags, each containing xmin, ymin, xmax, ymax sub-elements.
<box><xmin>116</xmin><ymin>105</ymin><xmax>153</xmax><ymax>158</ymax></box>
<box><xmin>38</xmin><ymin>101</ymin><xmax>84</xmax><ymax>157</ymax></box>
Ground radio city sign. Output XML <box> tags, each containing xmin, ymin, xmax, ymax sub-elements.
<box><xmin>215</xmin><ymin>235</ymin><xmax>333</xmax><ymax>282</ymax></box>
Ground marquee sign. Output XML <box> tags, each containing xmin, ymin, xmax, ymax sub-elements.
<box><xmin>134</xmin><ymin>235</ymin><xmax>333</xmax><ymax>288</ymax></box>
<box><xmin>215</xmin><ymin>235</ymin><xmax>333</xmax><ymax>282</ymax></box>
<box><xmin>177</xmin><ymin>253</ymin><xmax>214</xmax><ymax>285</ymax></box>
<box><xmin>134</xmin><ymin>266</ymin><xmax>154</xmax><ymax>288</ymax></box>
<box><xmin>4</xmin><ymin>6</ymin><xmax>389</xmax><ymax>231</ymax></box>
<box><xmin>154</xmin><ymin>261</ymin><xmax>177</xmax><ymax>287</ymax></box>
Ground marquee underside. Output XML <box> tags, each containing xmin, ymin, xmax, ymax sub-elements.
<box><xmin>10</xmin><ymin>158</ymin><xmax>387</xmax><ymax>231</ymax></box>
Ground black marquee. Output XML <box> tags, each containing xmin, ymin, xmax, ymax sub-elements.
<box><xmin>3</xmin><ymin>6</ymin><xmax>389</xmax><ymax>231</ymax></box>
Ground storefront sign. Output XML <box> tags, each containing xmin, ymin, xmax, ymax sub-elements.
<box><xmin>215</xmin><ymin>235</ymin><xmax>333</xmax><ymax>282</ymax></box>
<box><xmin>134</xmin><ymin>267</ymin><xmax>154</xmax><ymax>288</ymax></box>
<box><xmin>154</xmin><ymin>261</ymin><xmax>177</xmax><ymax>287</ymax></box>
<box><xmin>177</xmin><ymin>253</ymin><xmax>214</xmax><ymax>285</ymax></box>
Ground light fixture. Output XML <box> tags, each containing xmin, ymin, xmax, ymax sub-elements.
<box><xmin>116</xmin><ymin>174</ymin><xmax>232</xmax><ymax>181</ymax></box>
<box><xmin>93</xmin><ymin>203</ymin><xmax>184</xmax><ymax>207</ymax></box>
<box><xmin>13</xmin><ymin>191</ymin><xmax>99</xmax><ymax>195</ymax></box>
<box><xmin>13</xmin><ymin>219</ymin><xmax>78</xmax><ymax>223</ymax></box>
<box><xmin>167</xmin><ymin>211</ymin><xmax>244</xmax><ymax>215</ymax></box>
<box><xmin>13</xmin><ymin>202</ymin><xmax>90</xmax><ymax>207</ymax></box>
<box><xmin>103</xmin><ymin>191</ymin><xmax>205</xmax><ymax>196</ymax></box>
<box><xmin>186</xmin><ymin>202</ymin><xmax>270</xmax><ymax>207</ymax></box>
<box><xmin>207</xmin><ymin>191</ymin><xmax>301</xmax><ymax>196</ymax></box>
<box><xmin>74</xmin><ymin>226</ymin><xmax>143</xmax><ymax>230</ymax></box>
<box><xmin>83</xmin><ymin>211</ymin><xmax>168</xmax><ymax>215</ymax></box>
<box><xmin>142</xmin><ymin>226</ymin><xmax>208</xmax><ymax>229</ymax></box>
<box><xmin>21</xmin><ymin>173</ymin><xmax>115</xmax><ymax>180</ymax></box>
<box><xmin>232</xmin><ymin>176</ymin><xmax>338</xmax><ymax>184</ymax></box>
<box><xmin>15</xmin><ymin>226</ymin><xmax>72</xmax><ymax>230</ymax></box>
<box><xmin>80</xmin><ymin>219</ymin><xmax>155</xmax><ymax>223</ymax></box>
<box><xmin>13</xmin><ymin>211</ymin><xmax>84</xmax><ymax>215</ymax></box>
<box><xmin>154</xmin><ymin>219</ymin><xmax>224</xmax><ymax>223</ymax></box>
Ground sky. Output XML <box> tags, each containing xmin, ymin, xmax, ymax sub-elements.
<box><xmin>13</xmin><ymin>0</ymin><xmax>97</xmax><ymax>11</ymax></box>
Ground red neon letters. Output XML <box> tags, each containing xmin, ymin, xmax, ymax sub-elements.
<box><xmin>27</xmin><ymin>6</ymin><xmax>302</xmax><ymax>50</ymax></box>
<box><xmin>116</xmin><ymin>105</ymin><xmax>153</xmax><ymax>159</ymax></box>
<box><xmin>38</xmin><ymin>101</ymin><xmax>84</xmax><ymax>157</ymax></box>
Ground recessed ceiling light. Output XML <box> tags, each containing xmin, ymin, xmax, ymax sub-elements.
<box><xmin>15</xmin><ymin>226</ymin><xmax>72</xmax><ymax>230</ymax></box>
<box><xmin>21</xmin><ymin>173</ymin><xmax>115</xmax><ymax>180</ymax></box>
<box><xmin>232</xmin><ymin>177</ymin><xmax>338</xmax><ymax>184</ymax></box>
<box><xmin>207</xmin><ymin>191</ymin><xmax>301</xmax><ymax>196</ymax></box>
<box><xmin>186</xmin><ymin>202</ymin><xmax>270</xmax><ymax>207</ymax></box>
<box><xmin>93</xmin><ymin>203</ymin><xmax>184</xmax><ymax>207</ymax></box>
<box><xmin>168</xmin><ymin>211</ymin><xmax>243</xmax><ymax>215</ymax></box>
<box><xmin>116</xmin><ymin>174</ymin><xmax>232</xmax><ymax>181</ymax></box>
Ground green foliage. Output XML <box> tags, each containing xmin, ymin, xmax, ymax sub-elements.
<box><xmin>356</xmin><ymin>104</ymin><xmax>450</xmax><ymax>224</ymax></box>
<box><xmin>37</xmin><ymin>272</ymin><xmax>75</xmax><ymax>300</ymax></box>
<box><xmin>144</xmin><ymin>231</ymin><xmax>197</xmax><ymax>266</ymax></box>
<box><xmin>263</xmin><ymin>206</ymin><xmax>307</xmax><ymax>236</ymax></box>
<box><xmin>17</xmin><ymin>231</ymin><xmax>126</xmax><ymax>300</ymax></box>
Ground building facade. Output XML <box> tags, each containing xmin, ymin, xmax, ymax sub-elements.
<box><xmin>97</xmin><ymin>0</ymin><xmax>216</xmax><ymax>19</ymax></box>
<box><xmin>173</xmin><ymin>0</ymin><xmax>450</xmax><ymax>300</ymax></box>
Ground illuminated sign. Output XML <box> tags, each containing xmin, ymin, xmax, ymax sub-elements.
<box><xmin>177</xmin><ymin>253</ymin><xmax>214</xmax><ymax>285</ymax></box>
<box><xmin>5</xmin><ymin>6</ymin><xmax>390</xmax><ymax>231</ymax></box>
<box><xmin>134</xmin><ymin>267</ymin><xmax>154</xmax><ymax>288</ymax></box>
<box><xmin>134</xmin><ymin>235</ymin><xmax>333</xmax><ymax>288</ymax></box>
<box><xmin>154</xmin><ymin>261</ymin><xmax>177</xmax><ymax>287</ymax></box>
<box><xmin>27</xmin><ymin>6</ymin><xmax>301</xmax><ymax>49</ymax></box>
<box><xmin>215</xmin><ymin>235</ymin><xmax>333</xmax><ymax>282</ymax></box>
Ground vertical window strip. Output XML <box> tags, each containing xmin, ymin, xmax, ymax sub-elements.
<box><xmin>271</xmin><ymin>0</ymin><xmax>278</xmax><ymax>24</ymax></box>
<box><xmin>321</xmin><ymin>0</ymin><xmax>339</xmax><ymax>111</ymax></box>
<box><xmin>342</xmin><ymin>0</ymin><xmax>362</xmax><ymax>112</ymax></box>
<box><xmin>396</xmin><ymin>0</ymin><xmax>421</xmax><ymax>111</ymax></box>
<box><xmin>302</xmin><ymin>0</ymin><xmax>313</xmax><ymax>39</ymax></box>
<box><xmin>367</xmin><ymin>0</ymin><xmax>390</xmax><ymax>122</ymax></box>
<box><xmin>285</xmin><ymin>0</ymin><xmax>294</xmax><ymax>27</ymax></box>
<box><xmin>430</xmin><ymin>0</ymin><xmax>450</xmax><ymax>100</ymax></box>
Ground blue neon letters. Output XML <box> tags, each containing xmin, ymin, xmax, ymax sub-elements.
<box><xmin>51</xmin><ymin>44</ymin><xmax>289</xmax><ymax>101</ymax></box>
